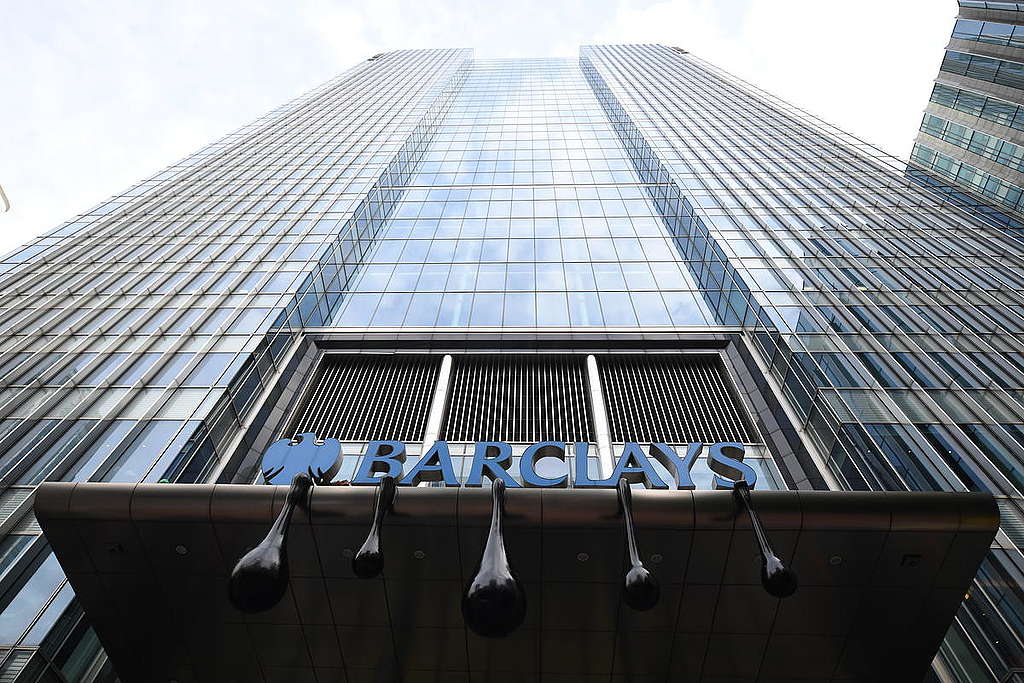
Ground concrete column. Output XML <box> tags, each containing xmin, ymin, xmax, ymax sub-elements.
<box><xmin>586</xmin><ymin>354</ymin><xmax>614</xmax><ymax>477</ymax></box>
<box><xmin>422</xmin><ymin>354</ymin><xmax>453</xmax><ymax>453</ymax></box>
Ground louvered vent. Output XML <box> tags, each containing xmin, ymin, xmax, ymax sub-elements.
<box><xmin>441</xmin><ymin>355</ymin><xmax>593</xmax><ymax>443</ymax></box>
<box><xmin>11</xmin><ymin>511</ymin><xmax>41</xmax><ymax>535</ymax></box>
<box><xmin>290</xmin><ymin>355</ymin><xmax>440</xmax><ymax>441</ymax></box>
<box><xmin>0</xmin><ymin>650</ymin><xmax>32</xmax><ymax>683</ymax></box>
<box><xmin>599</xmin><ymin>355</ymin><xmax>754</xmax><ymax>443</ymax></box>
<box><xmin>0</xmin><ymin>489</ymin><xmax>31</xmax><ymax>528</ymax></box>
<box><xmin>996</xmin><ymin>497</ymin><xmax>1024</xmax><ymax>548</ymax></box>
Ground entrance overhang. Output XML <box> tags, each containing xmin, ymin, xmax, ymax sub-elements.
<box><xmin>35</xmin><ymin>483</ymin><xmax>997</xmax><ymax>682</ymax></box>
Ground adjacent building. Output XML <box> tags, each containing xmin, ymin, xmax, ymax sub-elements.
<box><xmin>0</xmin><ymin>44</ymin><xmax>1022</xmax><ymax>681</ymax></box>
<box><xmin>911</xmin><ymin>1</ymin><xmax>1024</xmax><ymax>224</ymax></box>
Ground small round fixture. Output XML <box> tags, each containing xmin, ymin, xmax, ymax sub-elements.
<box><xmin>576</xmin><ymin>552</ymin><xmax>589</xmax><ymax>562</ymax></box>
<box><xmin>174</xmin><ymin>545</ymin><xmax>188</xmax><ymax>556</ymax></box>
<box><xmin>413</xmin><ymin>550</ymin><xmax>426</xmax><ymax>560</ymax></box>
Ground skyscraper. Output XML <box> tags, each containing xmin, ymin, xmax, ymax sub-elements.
<box><xmin>0</xmin><ymin>44</ymin><xmax>1021</xmax><ymax>681</ymax></box>
<box><xmin>912</xmin><ymin>1</ymin><xmax>1024</xmax><ymax>224</ymax></box>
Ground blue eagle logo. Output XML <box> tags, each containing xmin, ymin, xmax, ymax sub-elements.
<box><xmin>261</xmin><ymin>433</ymin><xmax>342</xmax><ymax>485</ymax></box>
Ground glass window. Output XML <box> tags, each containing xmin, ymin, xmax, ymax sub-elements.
<box><xmin>11</xmin><ymin>353</ymin><xmax>62</xmax><ymax>385</ymax></box>
<box><xmin>227</xmin><ymin>308</ymin><xmax>271</xmax><ymax>334</ymax></box>
<box><xmin>22</xmin><ymin>582</ymin><xmax>74</xmax><ymax>646</ymax></box>
<box><xmin>631</xmin><ymin>292</ymin><xmax>671</xmax><ymax>325</ymax></box>
<box><xmin>665</xmin><ymin>292</ymin><xmax>709</xmax><ymax>325</ymax></box>
<box><xmin>65</xmin><ymin>420</ymin><xmax>135</xmax><ymax>482</ymax></box>
<box><xmin>982</xmin><ymin>21</ymin><xmax>1014</xmax><ymax>45</ymax></box>
<box><xmin>470</xmin><ymin>293</ymin><xmax>503</xmax><ymax>325</ymax></box>
<box><xmin>959</xmin><ymin>90</ymin><xmax>987</xmax><ymax>118</ymax></box>
<box><xmin>113</xmin><ymin>353</ymin><xmax>161</xmax><ymax>385</ymax></box>
<box><xmin>961</xmin><ymin>424</ymin><xmax>1024</xmax><ymax>491</ymax></box>
<box><xmin>0</xmin><ymin>536</ymin><xmax>34</xmax><ymax>583</ymax></box>
<box><xmin>150</xmin><ymin>353</ymin><xmax>196</xmax><ymax>385</ymax></box>
<box><xmin>142</xmin><ymin>421</ymin><xmax>203</xmax><ymax>483</ymax></box>
<box><xmin>983</xmin><ymin>98</ymin><xmax>1017</xmax><ymax>127</ymax></box>
<box><xmin>437</xmin><ymin>293</ymin><xmax>472</xmax><ymax>326</ymax></box>
<box><xmin>371</xmin><ymin>294</ymin><xmax>412</xmax><ymax>325</ymax></box>
<box><xmin>404</xmin><ymin>293</ymin><xmax>441</xmax><ymax>326</ymax></box>
<box><xmin>100</xmin><ymin>420</ymin><xmax>186</xmax><ymax>483</ymax></box>
<box><xmin>892</xmin><ymin>353</ymin><xmax>946</xmax><ymax>388</ymax></box>
<box><xmin>568</xmin><ymin>292</ymin><xmax>602</xmax><ymax>326</ymax></box>
<box><xmin>0</xmin><ymin>420</ymin><xmax>59</xmax><ymax>480</ymax></box>
<box><xmin>503</xmin><ymin>293</ymin><xmax>535</xmax><ymax>326</ymax></box>
<box><xmin>953</xmin><ymin>19</ymin><xmax>984</xmax><ymax>40</ymax></box>
<box><xmin>0</xmin><ymin>552</ymin><xmax>65</xmax><ymax>645</ymax></box>
<box><xmin>195</xmin><ymin>308</ymin><xmax>233</xmax><ymax>334</ymax></box>
<box><xmin>182</xmin><ymin>353</ymin><xmax>234</xmax><ymax>386</ymax></box>
<box><xmin>333</xmin><ymin>293</ymin><xmax>379</xmax><ymax>326</ymax></box>
<box><xmin>17</xmin><ymin>420</ymin><xmax>95</xmax><ymax>485</ymax></box>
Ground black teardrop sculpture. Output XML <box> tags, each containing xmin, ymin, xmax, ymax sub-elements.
<box><xmin>229</xmin><ymin>472</ymin><xmax>312</xmax><ymax>613</ymax></box>
<box><xmin>462</xmin><ymin>478</ymin><xmax>527</xmax><ymax>638</ymax></box>
<box><xmin>617</xmin><ymin>477</ymin><xmax>660</xmax><ymax>611</ymax></box>
<box><xmin>732</xmin><ymin>480</ymin><xmax>798</xmax><ymax>598</ymax></box>
<box><xmin>352</xmin><ymin>475</ymin><xmax>397</xmax><ymax>579</ymax></box>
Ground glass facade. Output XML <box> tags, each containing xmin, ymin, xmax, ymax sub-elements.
<box><xmin>0</xmin><ymin>42</ymin><xmax>1022</xmax><ymax>681</ymax></box>
<box><xmin>329</xmin><ymin>58</ymin><xmax>713</xmax><ymax>330</ymax></box>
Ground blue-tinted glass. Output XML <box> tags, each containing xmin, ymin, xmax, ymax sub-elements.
<box><xmin>101</xmin><ymin>421</ymin><xmax>184</xmax><ymax>483</ymax></box>
<box><xmin>470</xmin><ymin>293</ymin><xmax>503</xmax><ymax>325</ymax></box>
<box><xmin>437</xmin><ymin>293</ymin><xmax>472</xmax><ymax>326</ymax></box>
<box><xmin>65</xmin><ymin>420</ymin><xmax>136</xmax><ymax>482</ymax></box>
<box><xmin>229</xmin><ymin>308</ymin><xmax>271</xmax><ymax>333</ymax></box>
<box><xmin>143</xmin><ymin>421</ymin><xmax>203</xmax><ymax>483</ymax></box>
<box><xmin>150</xmin><ymin>353</ymin><xmax>196</xmax><ymax>385</ymax></box>
<box><xmin>503</xmin><ymin>293</ymin><xmax>535</xmax><ymax>326</ymax></box>
<box><xmin>954</xmin><ymin>19</ymin><xmax>984</xmax><ymax>39</ymax></box>
<box><xmin>631</xmin><ymin>292</ymin><xmax>671</xmax><ymax>325</ymax></box>
<box><xmin>17</xmin><ymin>420</ymin><xmax>94</xmax><ymax>485</ymax></box>
<box><xmin>0</xmin><ymin>536</ymin><xmax>33</xmax><ymax>584</ymax></box>
<box><xmin>372</xmin><ymin>294</ymin><xmax>412</xmax><ymax>325</ymax></box>
<box><xmin>665</xmin><ymin>292</ymin><xmax>709</xmax><ymax>326</ymax></box>
<box><xmin>0</xmin><ymin>552</ymin><xmax>64</xmax><ymax>644</ymax></box>
<box><xmin>405</xmin><ymin>293</ymin><xmax>441</xmax><ymax>326</ymax></box>
<box><xmin>183</xmin><ymin>354</ymin><xmax>234</xmax><ymax>386</ymax></box>
<box><xmin>114</xmin><ymin>353</ymin><xmax>161</xmax><ymax>385</ymax></box>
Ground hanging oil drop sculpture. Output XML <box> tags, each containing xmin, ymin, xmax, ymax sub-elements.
<box><xmin>229</xmin><ymin>472</ymin><xmax>312</xmax><ymax>613</ymax></box>
<box><xmin>617</xmin><ymin>477</ymin><xmax>660</xmax><ymax>611</ymax></box>
<box><xmin>733</xmin><ymin>480</ymin><xmax>798</xmax><ymax>598</ymax></box>
<box><xmin>462</xmin><ymin>478</ymin><xmax>527</xmax><ymax>637</ymax></box>
<box><xmin>352</xmin><ymin>475</ymin><xmax>397</xmax><ymax>579</ymax></box>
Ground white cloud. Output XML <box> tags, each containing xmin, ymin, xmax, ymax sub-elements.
<box><xmin>0</xmin><ymin>0</ymin><xmax>956</xmax><ymax>256</ymax></box>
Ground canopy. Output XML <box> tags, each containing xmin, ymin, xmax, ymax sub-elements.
<box><xmin>34</xmin><ymin>482</ymin><xmax>998</xmax><ymax>682</ymax></box>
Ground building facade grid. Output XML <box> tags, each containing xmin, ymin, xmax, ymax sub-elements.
<box><xmin>0</xmin><ymin>43</ymin><xmax>1021</xmax><ymax>681</ymax></box>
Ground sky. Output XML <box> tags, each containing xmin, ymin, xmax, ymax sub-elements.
<box><xmin>0</xmin><ymin>0</ymin><xmax>955</xmax><ymax>256</ymax></box>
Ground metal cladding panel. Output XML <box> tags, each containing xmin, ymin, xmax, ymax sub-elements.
<box><xmin>599</xmin><ymin>354</ymin><xmax>754</xmax><ymax>444</ymax></box>
<box><xmin>34</xmin><ymin>482</ymin><xmax>1000</xmax><ymax>683</ymax></box>
<box><xmin>290</xmin><ymin>354</ymin><xmax>441</xmax><ymax>442</ymax></box>
<box><xmin>440</xmin><ymin>354</ymin><xmax>593</xmax><ymax>443</ymax></box>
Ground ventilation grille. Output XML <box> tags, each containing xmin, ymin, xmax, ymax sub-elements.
<box><xmin>441</xmin><ymin>355</ymin><xmax>593</xmax><ymax>443</ymax></box>
<box><xmin>11</xmin><ymin>511</ymin><xmax>40</xmax><ymax>535</ymax></box>
<box><xmin>0</xmin><ymin>651</ymin><xmax>32</xmax><ymax>683</ymax></box>
<box><xmin>290</xmin><ymin>355</ymin><xmax>440</xmax><ymax>442</ymax></box>
<box><xmin>599</xmin><ymin>355</ymin><xmax>754</xmax><ymax>443</ymax></box>
<box><xmin>0</xmin><ymin>489</ymin><xmax>31</xmax><ymax>529</ymax></box>
<box><xmin>996</xmin><ymin>497</ymin><xmax>1024</xmax><ymax>549</ymax></box>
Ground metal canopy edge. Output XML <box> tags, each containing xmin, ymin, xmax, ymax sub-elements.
<box><xmin>34</xmin><ymin>484</ymin><xmax>998</xmax><ymax>683</ymax></box>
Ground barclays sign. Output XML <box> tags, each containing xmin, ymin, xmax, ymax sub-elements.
<box><xmin>262</xmin><ymin>436</ymin><xmax>758</xmax><ymax>489</ymax></box>
<box><xmin>237</xmin><ymin>435</ymin><xmax>788</xmax><ymax>631</ymax></box>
